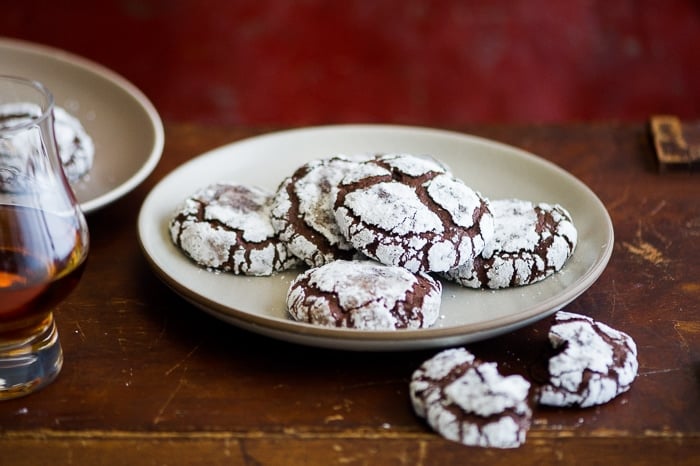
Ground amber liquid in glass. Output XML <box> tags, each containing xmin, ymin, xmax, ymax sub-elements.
<box><xmin>0</xmin><ymin>205</ymin><xmax>87</xmax><ymax>343</ymax></box>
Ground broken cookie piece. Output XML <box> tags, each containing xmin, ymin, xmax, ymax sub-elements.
<box><xmin>539</xmin><ymin>311</ymin><xmax>638</xmax><ymax>408</ymax></box>
<box><xmin>410</xmin><ymin>348</ymin><xmax>532</xmax><ymax>449</ymax></box>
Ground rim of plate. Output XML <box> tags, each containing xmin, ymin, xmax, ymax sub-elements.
<box><xmin>138</xmin><ymin>124</ymin><xmax>614</xmax><ymax>350</ymax></box>
<box><xmin>0</xmin><ymin>37</ymin><xmax>165</xmax><ymax>213</ymax></box>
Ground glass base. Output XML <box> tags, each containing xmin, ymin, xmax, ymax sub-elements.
<box><xmin>0</xmin><ymin>315</ymin><xmax>63</xmax><ymax>400</ymax></box>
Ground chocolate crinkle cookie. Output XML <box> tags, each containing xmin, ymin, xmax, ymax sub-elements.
<box><xmin>332</xmin><ymin>153</ymin><xmax>494</xmax><ymax>273</ymax></box>
<box><xmin>286</xmin><ymin>259</ymin><xmax>442</xmax><ymax>330</ymax></box>
<box><xmin>538</xmin><ymin>311</ymin><xmax>638</xmax><ymax>408</ymax></box>
<box><xmin>0</xmin><ymin>103</ymin><xmax>94</xmax><ymax>184</ymax></box>
<box><xmin>270</xmin><ymin>155</ymin><xmax>369</xmax><ymax>267</ymax></box>
<box><xmin>443</xmin><ymin>199</ymin><xmax>577</xmax><ymax>289</ymax></box>
<box><xmin>53</xmin><ymin>106</ymin><xmax>95</xmax><ymax>182</ymax></box>
<box><xmin>410</xmin><ymin>348</ymin><xmax>532</xmax><ymax>449</ymax></box>
<box><xmin>169</xmin><ymin>182</ymin><xmax>299</xmax><ymax>276</ymax></box>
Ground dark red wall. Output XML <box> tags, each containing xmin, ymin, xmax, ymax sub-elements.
<box><xmin>2</xmin><ymin>0</ymin><xmax>698</xmax><ymax>125</ymax></box>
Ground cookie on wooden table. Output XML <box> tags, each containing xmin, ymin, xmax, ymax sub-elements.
<box><xmin>333</xmin><ymin>153</ymin><xmax>494</xmax><ymax>273</ymax></box>
<box><xmin>270</xmin><ymin>155</ymin><xmax>368</xmax><ymax>267</ymax></box>
<box><xmin>286</xmin><ymin>259</ymin><xmax>442</xmax><ymax>330</ymax></box>
<box><xmin>169</xmin><ymin>182</ymin><xmax>299</xmax><ymax>276</ymax></box>
<box><xmin>538</xmin><ymin>311</ymin><xmax>638</xmax><ymax>408</ymax></box>
<box><xmin>410</xmin><ymin>348</ymin><xmax>532</xmax><ymax>449</ymax></box>
<box><xmin>443</xmin><ymin>199</ymin><xmax>577</xmax><ymax>289</ymax></box>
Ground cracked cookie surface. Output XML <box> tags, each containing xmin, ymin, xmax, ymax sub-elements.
<box><xmin>443</xmin><ymin>199</ymin><xmax>577</xmax><ymax>289</ymax></box>
<box><xmin>539</xmin><ymin>311</ymin><xmax>638</xmax><ymax>408</ymax></box>
<box><xmin>0</xmin><ymin>103</ymin><xmax>95</xmax><ymax>186</ymax></box>
<box><xmin>270</xmin><ymin>155</ymin><xmax>368</xmax><ymax>267</ymax></box>
<box><xmin>286</xmin><ymin>259</ymin><xmax>442</xmax><ymax>330</ymax></box>
<box><xmin>169</xmin><ymin>182</ymin><xmax>299</xmax><ymax>276</ymax></box>
<box><xmin>53</xmin><ymin>106</ymin><xmax>95</xmax><ymax>182</ymax></box>
<box><xmin>332</xmin><ymin>153</ymin><xmax>494</xmax><ymax>273</ymax></box>
<box><xmin>410</xmin><ymin>348</ymin><xmax>532</xmax><ymax>449</ymax></box>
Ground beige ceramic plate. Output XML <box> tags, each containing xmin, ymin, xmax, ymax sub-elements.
<box><xmin>0</xmin><ymin>37</ymin><xmax>164</xmax><ymax>213</ymax></box>
<box><xmin>138</xmin><ymin>125</ymin><xmax>614</xmax><ymax>351</ymax></box>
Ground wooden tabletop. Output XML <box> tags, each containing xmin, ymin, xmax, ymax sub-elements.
<box><xmin>1</xmin><ymin>122</ymin><xmax>698</xmax><ymax>465</ymax></box>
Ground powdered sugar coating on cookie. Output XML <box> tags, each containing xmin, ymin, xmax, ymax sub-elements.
<box><xmin>443</xmin><ymin>199</ymin><xmax>577</xmax><ymax>289</ymax></box>
<box><xmin>0</xmin><ymin>103</ymin><xmax>94</xmax><ymax>186</ymax></box>
<box><xmin>410</xmin><ymin>348</ymin><xmax>532</xmax><ymax>449</ymax></box>
<box><xmin>53</xmin><ymin>106</ymin><xmax>95</xmax><ymax>182</ymax></box>
<box><xmin>410</xmin><ymin>348</ymin><xmax>477</xmax><ymax>419</ymax></box>
<box><xmin>169</xmin><ymin>183</ymin><xmax>299</xmax><ymax>276</ymax></box>
<box><xmin>286</xmin><ymin>259</ymin><xmax>442</xmax><ymax>330</ymax></box>
<box><xmin>333</xmin><ymin>153</ymin><xmax>494</xmax><ymax>273</ymax></box>
<box><xmin>270</xmin><ymin>155</ymin><xmax>369</xmax><ymax>267</ymax></box>
<box><xmin>539</xmin><ymin>311</ymin><xmax>638</xmax><ymax>408</ymax></box>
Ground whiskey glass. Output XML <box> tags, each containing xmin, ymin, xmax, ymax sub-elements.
<box><xmin>0</xmin><ymin>75</ymin><xmax>89</xmax><ymax>400</ymax></box>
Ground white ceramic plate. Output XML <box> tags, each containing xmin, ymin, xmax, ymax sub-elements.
<box><xmin>138</xmin><ymin>125</ymin><xmax>614</xmax><ymax>351</ymax></box>
<box><xmin>0</xmin><ymin>37</ymin><xmax>164</xmax><ymax>214</ymax></box>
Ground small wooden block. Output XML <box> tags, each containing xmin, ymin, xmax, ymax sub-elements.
<box><xmin>650</xmin><ymin>115</ymin><xmax>700</xmax><ymax>171</ymax></box>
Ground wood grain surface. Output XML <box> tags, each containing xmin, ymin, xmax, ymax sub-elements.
<box><xmin>1</xmin><ymin>123</ymin><xmax>698</xmax><ymax>465</ymax></box>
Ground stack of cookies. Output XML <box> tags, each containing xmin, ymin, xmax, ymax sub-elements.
<box><xmin>169</xmin><ymin>152</ymin><xmax>578</xmax><ymax>330</ymax></box>
<box><xmin>169</xmin><ymin>152</ymin><xmax>638</xmax><ymax>449</ymax></box>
